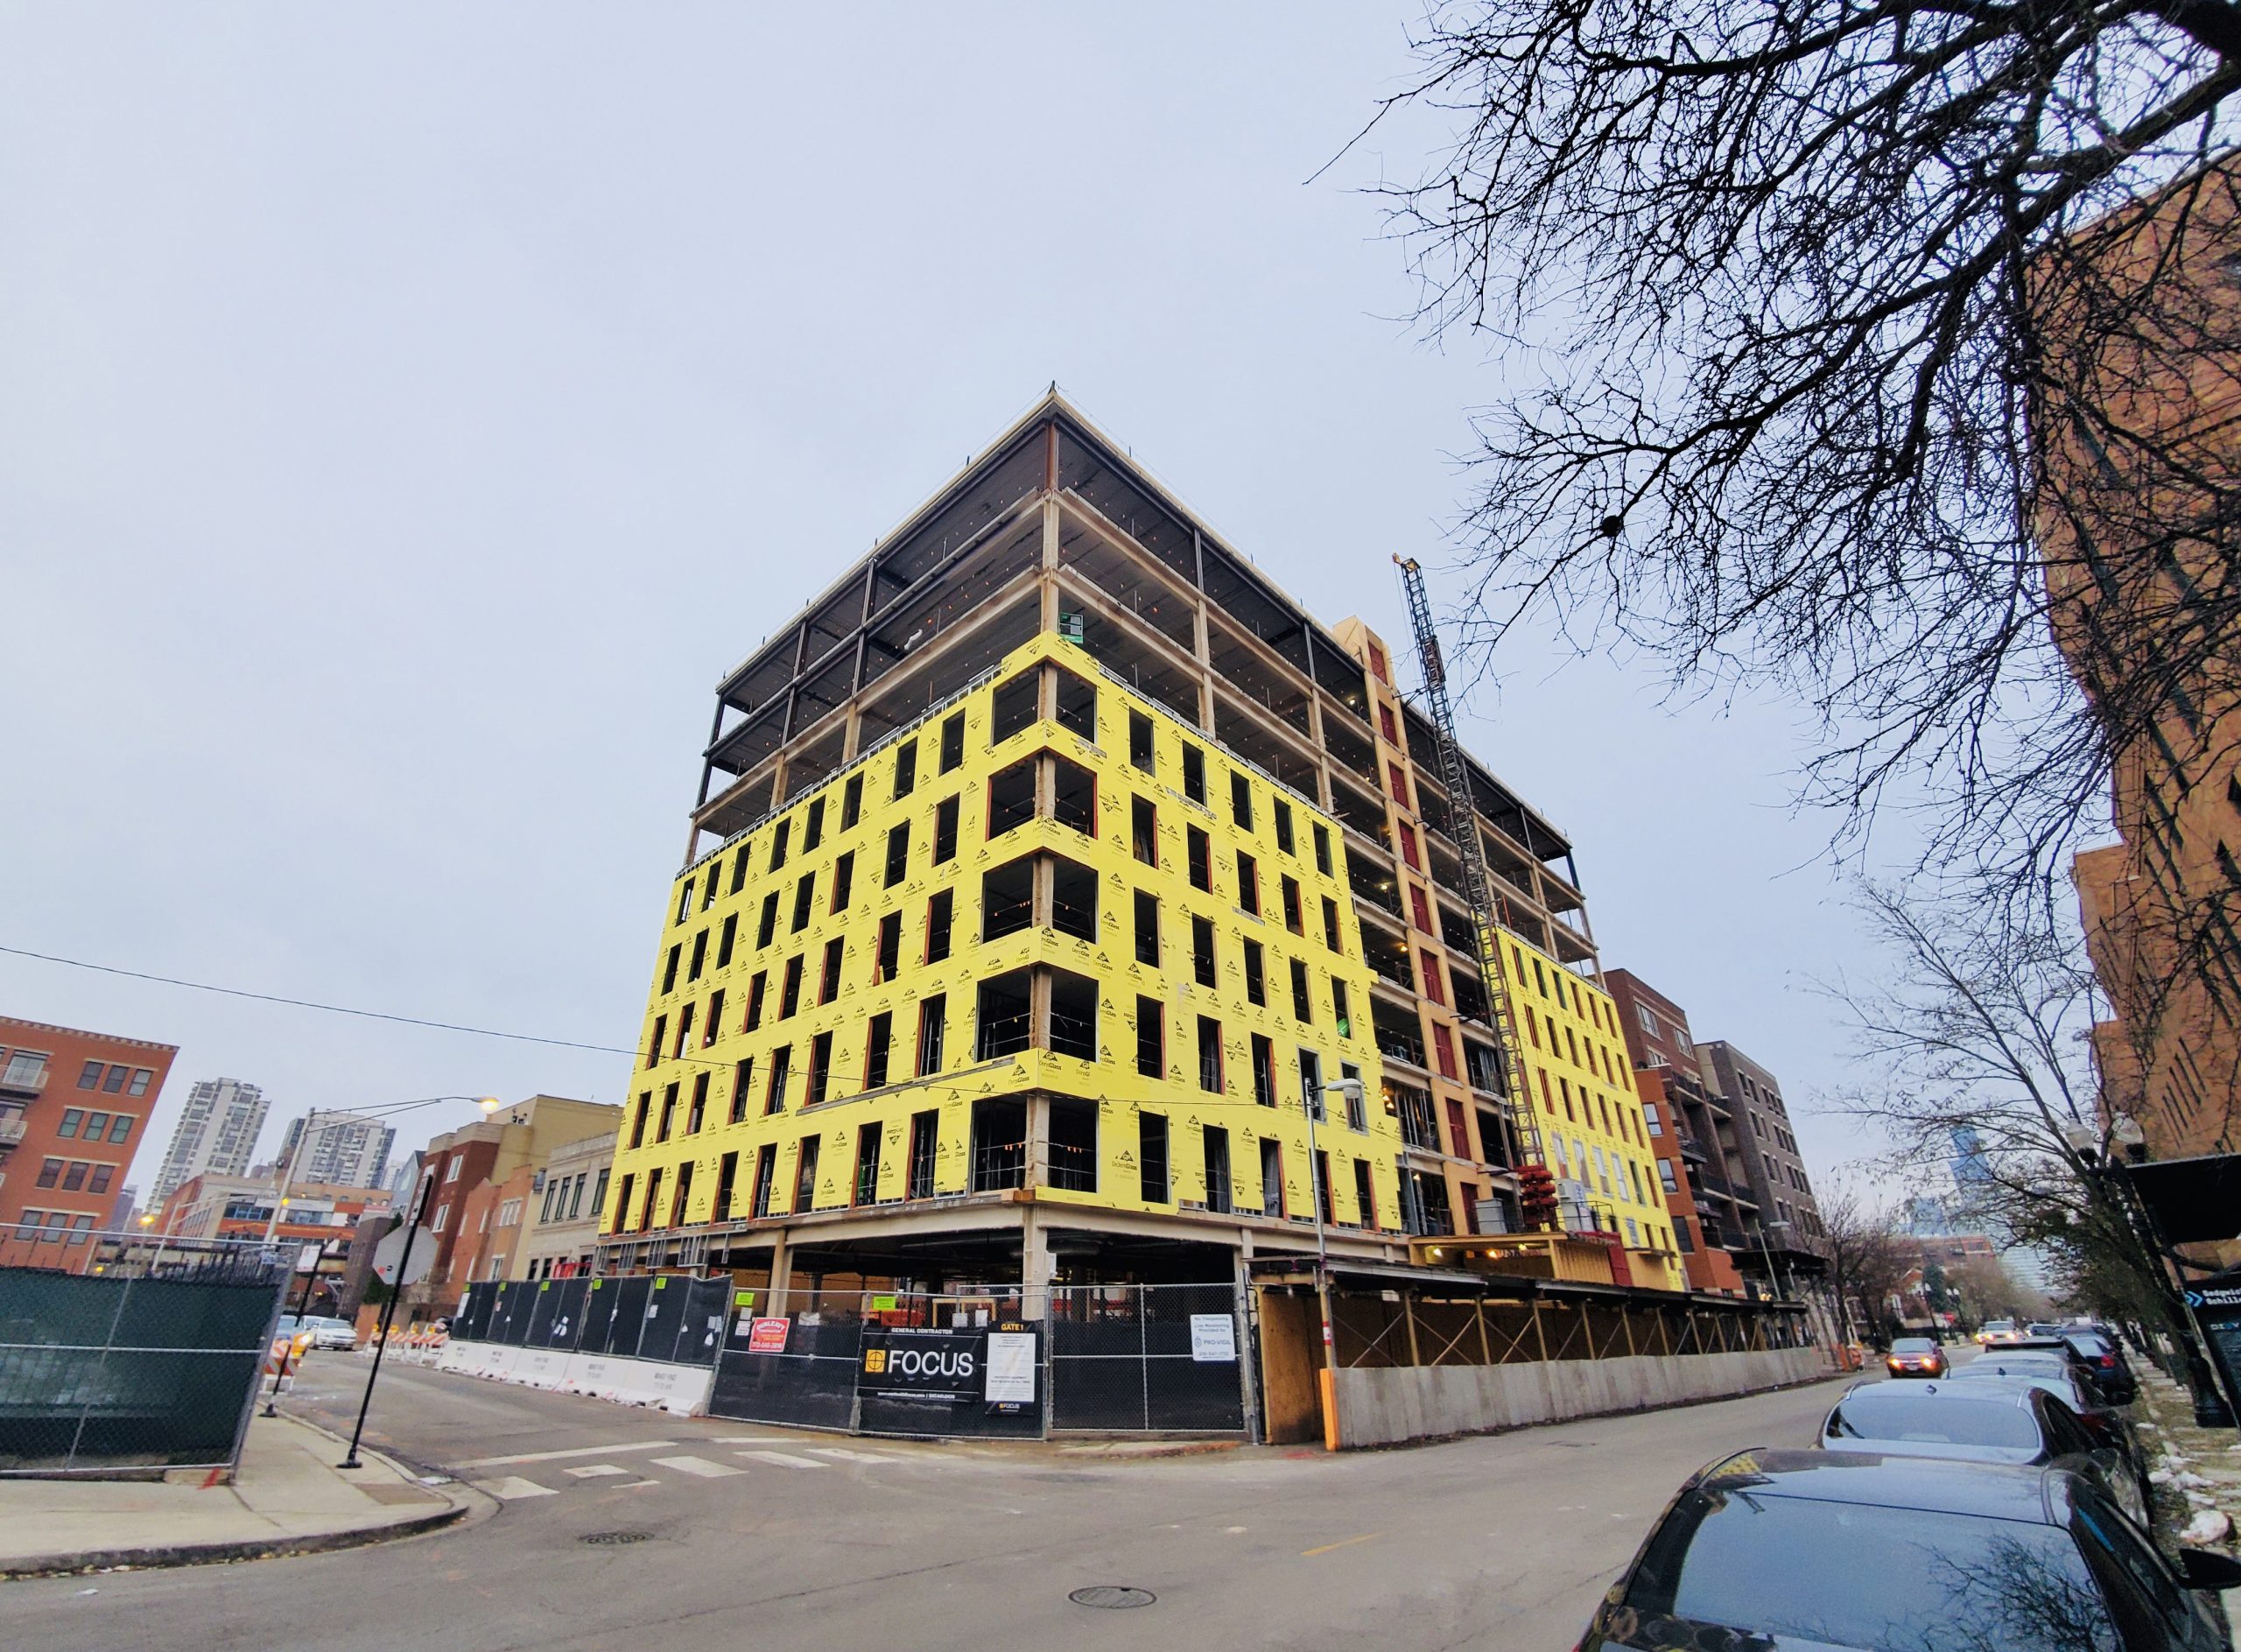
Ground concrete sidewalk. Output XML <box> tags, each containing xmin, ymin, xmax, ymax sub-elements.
<box><xmin>0</xmin><ymin>1411</ymin><xmax>483</xmax><ymax>1578</ymax></box>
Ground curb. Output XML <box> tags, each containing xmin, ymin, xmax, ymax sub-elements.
<box><xmin>0</xmin><ymin>1413</ymin><xmax>488</xmax><ymax>1581</ymax></box>
<box><xmin>1056</xmin><ymin>1440</ymin><xmax>1243</xmax><ymax>1460</ymax></box>
<box><xmin>0</xmin><ymin>1500</ymin><xmax>469</xmax><ymax>1580</ymax></box>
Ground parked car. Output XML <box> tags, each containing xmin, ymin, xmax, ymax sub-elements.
<box><xmin>1947</xmin><ymin>1360</ymin><xmax>2141</xmax><ymax>1473</ymax></box>
<box><xmin>277</xmin><ymin>1313</ymin><xmax>356</xmax><ymax>1351</ymax></box>
<box><xmin>1983</xmin><ymin>1335</ymin><xmax>2142</xmax><ymax>1408</ymax></box>
<box><xmin>2028</xmin><ymin>1321</ymin><xmax>2063</xmax><ymax>1337</ymax></box>
<box><xmin>1977</xmin><ymin>1318</ymin><xmax>2022</xmax><ymax>1344</ymax></box>
<box><xmin>2063</xmin><ymin>1327</ymin><xmax>2142</xmax><ymax>1405</ymax></box>
<box><xmin>1577</xmin><ymin>1449</ymin><xmax>2241</xmax><ymax>1652</ymax></box>
<box><xmin>1818</xmin><ymin>1379</ymin><xmax>2147</xmax><ymax>1523</ymax></box>
<box><xmin>1885</xmin><ymin>1335</ymin><xmax>1949</xmax><ymax>1378</ymax></box>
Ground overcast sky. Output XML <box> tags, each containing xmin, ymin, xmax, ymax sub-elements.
<box><xmin>3</xmin><ymin>6</ymin><xmax>1921</xmax><ymax>1199</ymax></box>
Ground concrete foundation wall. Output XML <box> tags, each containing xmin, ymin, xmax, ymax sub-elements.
<box><xmin>1331</xmin><ymin>1346</ymin><xmax>1828</xmax><ymax>1449</ymax></box>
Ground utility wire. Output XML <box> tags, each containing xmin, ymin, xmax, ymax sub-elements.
<box><xmin>0</xmin><ymin>944</ymin><xmax>638</xmax><ymax>1059</ymax></box>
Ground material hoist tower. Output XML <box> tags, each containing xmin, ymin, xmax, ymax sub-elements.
<box><xmin>1393</xmin><ymin>559</ymin><xmax>1550</xmax><ymax>1212</ymax></box>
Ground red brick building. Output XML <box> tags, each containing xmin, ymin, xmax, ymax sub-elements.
<box><xmin>1601</xmin><ymin>974</ymin><xmax>1748</xmax><ymax>1296</ymax></box>
<box><xmin>400</xmin><ymin>1095</ymin><xmax>618</xmax><ymax>1322</ymax></box>
<box><xmin>0</xmin><ymin>1016</ymin><xmax>176</xmax><ymax>1269</ymax></box>
<box><xmin>144</xmin><ymin>1171</ymin><xmax>390</xmax><ymax>1310</ymax></box>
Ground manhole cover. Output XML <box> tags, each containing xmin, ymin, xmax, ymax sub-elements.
<box><xmin>580</xmin><ymin>1529</ymin><xmax>653</xmax><ymax>1546</ymax></box>
<box><xmin>1070</xmin><ymin>1586</ymin><xmax>1156</xmax><ymax>1609</ymax></box>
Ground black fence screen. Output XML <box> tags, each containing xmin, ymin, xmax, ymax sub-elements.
<box><xmin>453</xmin><ymin>1276</ymin><xmax>727</xmax><ymax>1368</ymax></box>
<box><xmin>1049</xmin><ymin>1283</ymin><xmax>1246</xmax><ymax>1432</ymax></box>
<box><xmin>708</xmin><ymin>1318</ymin><xmax>861</xmax><ymax>1431</ymax></box>
<box><xmin>0</xmin><ymin>1235</ymin><xmax>289</xmax><ymax>1475</ymax></box>
<box><xmin>447</xmin><ymin>1277</ymin><xmax>1248</xmax><ymax>1440</ymax></box>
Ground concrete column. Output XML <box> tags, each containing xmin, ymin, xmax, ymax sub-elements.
<box><xmin>768</xmin><ymin>1227</ymin><xmax>793</xmax><ymax>1316</ymax></box>
<box><xmin>1020</xmin><ymin>1208</ymin><xmax>1055</xmax><ymax>1320</ymax></box>
<box><xmin>1025</xmin><ymin>1093</ymin><xmax>1051</xmax><ymax>1188</ymax></box>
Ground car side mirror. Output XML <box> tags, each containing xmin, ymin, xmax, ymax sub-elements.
<box><xmin>2178</xmin><ymin>1550</ymin><xmax>2241</xmax><ymax>1592</ymax></box>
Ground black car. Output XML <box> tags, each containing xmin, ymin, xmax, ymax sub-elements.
<box><xmin>1579</xmin><ymin>1449</ymin><xmax>2241</xmax><ymax>1652</ymax></box>
<box><xmin>1819</xmin><ymin>1379</ymin><xmax>2148</xmax><ymax>1524</ymax></box>
<box><xmin>1996</xmin><ymin>1333</ymin><xmax>2141</xmax><ymax>1404</ymax></box>
<box><xmin>1948</xmin><ymin>1357</ymin><xmax>2141</xmax><ymax>1471</ymax></box>
<box><xmin>2064</xmin><ymin>1328</ymin><xmax>2143</xmax><ymax>1405</ymax></box>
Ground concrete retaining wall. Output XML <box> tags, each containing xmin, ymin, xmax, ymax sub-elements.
<box><xmin>430</xmin><ymin>1339</ymin><xmax>713</xmax><ymax>1416</ymax></box>
<box><xmin>1331</xmin><ymin>1346</ymin><xmax>1828</xmax><ymax>1449</ymax></box>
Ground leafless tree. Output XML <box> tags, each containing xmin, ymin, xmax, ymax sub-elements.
<box><xmin>1818</xmin><ymin>1182</ymin><xmax>1914</xmax><ymax>1341</ymax></box>
<box><xmin>1825</xmin><ymin>882</ymin><xmax>2197</xmax><ymax>1354</ymax></box>
<box><xmin>1375</xmin><ymin>1</ymin><xmax>2241</xmax><ymax>1009</ymax></box>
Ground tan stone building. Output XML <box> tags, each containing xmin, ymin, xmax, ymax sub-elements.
<box><xmin>512</xmin><ymin>1130</ymin><xmax>613</xmax><ymax>1280</ymax></box>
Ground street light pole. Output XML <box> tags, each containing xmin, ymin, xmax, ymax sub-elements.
<box><xmin>1309</xmin><ymin>1079</ymin><xmax>1366</xmax><ymax>1415</ymax></box>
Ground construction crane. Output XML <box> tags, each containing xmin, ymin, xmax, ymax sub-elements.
<box><xmin>1393</xmin><ymin>557</ymin><xmax>1553</xmax><ymax>1231</ymax></box>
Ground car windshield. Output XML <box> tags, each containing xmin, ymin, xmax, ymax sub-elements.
<box><xmin>1892</xmin><ymin>1339</ymin><xmax>1938</xmax><ymax>1353</ymax></box>
<box><xmin>1624</xmin><ymin>1488</ymin><xmax>2114</xmax><ymax>1652</ymax></box>
<box><xmin>1828</xmin><ymin>1395</ymin><xmax>2038</xmax><ymax>1451</ymax></box>
<box><xmin>1983</xmin><ymin>1321</ymin><xmax>2016</xmax><ymax>1332</ymax></box>
<box><xmin>2066</xmin><ymin>1333</ymin><xmax>2114</xmax><ymax>1357</ymax></box>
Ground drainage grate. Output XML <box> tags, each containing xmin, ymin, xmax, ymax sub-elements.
<box><xmin>580</xmin><ymin>1529</ymin><xmax>653</xmax><ymax>1546</ymax></box>
<box><xmin>1070</xmin><ymin>1586</ymin><xmax>1156</xmax><ymax>1610</ymax></box>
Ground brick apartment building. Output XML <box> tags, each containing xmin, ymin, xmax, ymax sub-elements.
<box><xmin>1602</xmin><ymin>971</ymin><xmax>1746</xmax><ymax>1294</ymax></box>
<box><xmin>1696</xmin><ymin>1042</ymin><xmax>1827</xmax><ymax>1262</ymax></box>
<box><xmin>403</xmin><ymin>1095</ymin><xmax>619</xmax><ymax>1320</ymax></box>
<box><xmin>2048</xmin><ymin>167</ymin><xmax>2241</xmax><ymax>1256</ymax></box>
<box><xmin>144</xmin><ymin>1171</ymin><xmax>390</xmax><ymax>1310</ymax></box>
<box><xmin>0</xmin><ymin>1016</ymin><xmax>176</xmax><ymax>1270</ymax></box>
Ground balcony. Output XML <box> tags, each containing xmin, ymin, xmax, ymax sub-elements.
<box><xmin>0</xmin><ymin>1114</ymin><xmax>25</xmax><ymax>1147</ymax></box>
<box><xmin>0</xmin><ymin>1065</ymin><xmax>47</xmax><ymax>1098</ymax></box>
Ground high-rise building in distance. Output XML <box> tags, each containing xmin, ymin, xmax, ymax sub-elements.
<box><xmin>151</xmin><ymin>1078</ymin><xmax>268</xmax><ymax>1199</ymax></box>
<box><xmin>277</xmin><ymin>1112</ymin><xmax>396</xmax><ymax>1190</ymax></box>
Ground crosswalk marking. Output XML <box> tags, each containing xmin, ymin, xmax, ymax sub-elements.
<box><xmin>739</xmin><ymin>1449</ymin><xmax>829</xmax><ymax>1469</ymax></box>
<box><xmin>474</xmin><ymin>1475</ymin><xmax>558</xmax><ymax>1500</ymax></box>
<box><xmin>564</xmin><ymin>1464</ymin><xmax>631</xmax><ymax>1479</ymax></box>
<box><xmin>651</xmin><ymin>1454</ymin><xmax>746</xmax><ymax>1479</ymax></box>
<box><xmin>457</xmin><ymin>1439</ymin><xmax>677</xmax><ymax>1469</ymax></box>
<box><xmin>808</xmin><ymin>1447</ymin><xmax>903</xmax><ymax>1465</ymax></box>
<box><xmin>708</xmin><ymin>1434</ymin><xmax>793</xmax><ymax>1444</ymax></box>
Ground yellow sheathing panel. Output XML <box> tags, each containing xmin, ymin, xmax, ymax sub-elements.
<box><xmin>1500</xmin><ymin>934</ymin><xmax>1685</xmax><ymax>1291</ymax></box>
<box><xmin>604</xmin><ymin>633</ymin><xmax>1402</xmax><ymax>1242</ymax></box>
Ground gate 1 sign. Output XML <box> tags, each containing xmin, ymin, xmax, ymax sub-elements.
<box><xmin>1190</xmin><ymin>1313</ymin><xmax>1238</xmax><ymax>1363</ymax></box>
<box><xmin>985</xmin><ymin>1331</ymin><xmax>1036</xmax><ymax>1403</ymax></box>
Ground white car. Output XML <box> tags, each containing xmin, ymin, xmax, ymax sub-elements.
<box><xmin>279</xmin><ymin>1313</ymin><xmax>357</xmax><ymax>1350</ymax></box>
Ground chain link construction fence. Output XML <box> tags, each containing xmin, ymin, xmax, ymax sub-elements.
<box><xmin>448</xmin><ymin>1276</ymin><xmax>1253</xmax><ymax>1439</ymax></box>
<box><xmin>0</xmin><ymin>1232</ymin><xmax>291</xmax><ymax>1476</ymax></box>
<box><xmin>1047</xmin><ymin>1283</ymin><xmax>1247</xmax><ymax>1432</ymax></box>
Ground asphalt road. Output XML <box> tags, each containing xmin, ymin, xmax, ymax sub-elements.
<box><xmin>10</xmin><ymin>1352</ymin><xmax>1877</xmax><ymax>1652</ymax></box>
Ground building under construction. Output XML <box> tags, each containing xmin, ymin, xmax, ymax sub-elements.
<box><xmin>594</xmin><ymin>392</ymin><xmax>1683</xmax><ymax>1302</ymax></box>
